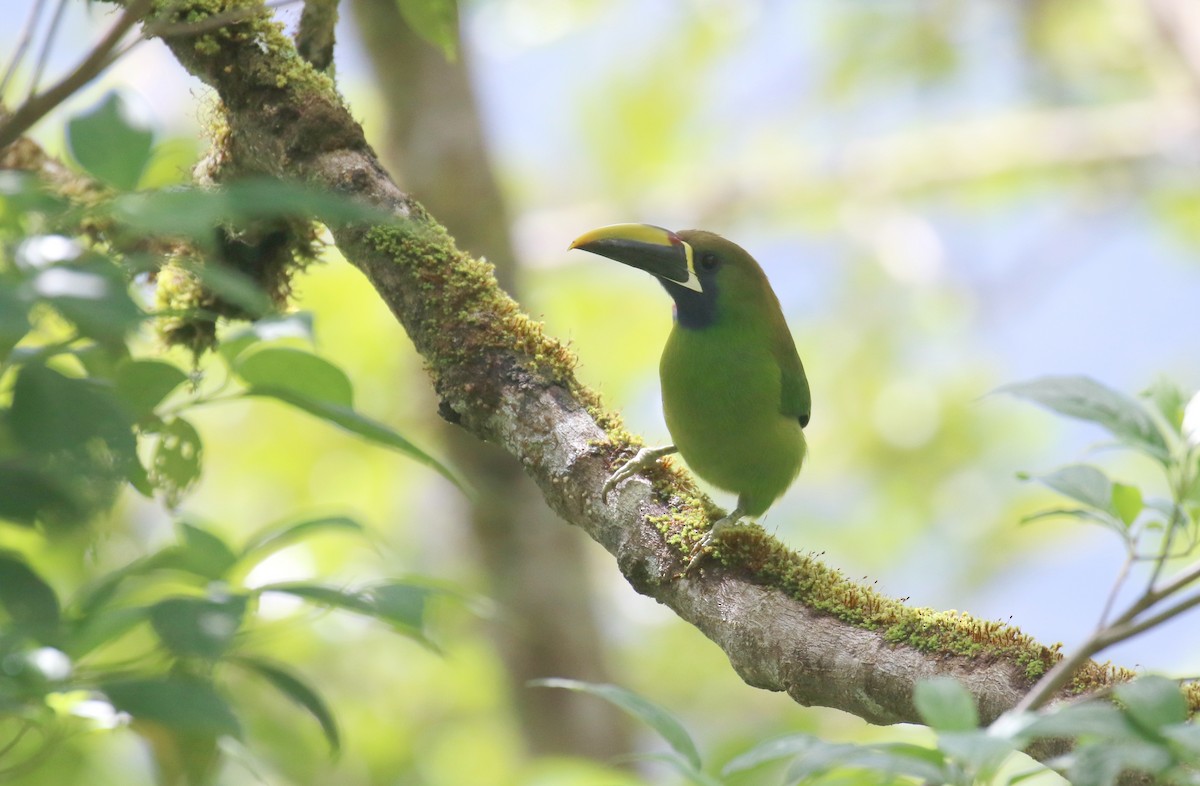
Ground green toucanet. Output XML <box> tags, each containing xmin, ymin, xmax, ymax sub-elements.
<box><xmin>570</xmin><ymin>224</ymin><xmax>810</xmax><ymax>564</ymax></box>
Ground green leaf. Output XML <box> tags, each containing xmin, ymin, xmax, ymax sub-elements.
<box><xmin>257</xmin><ymin>582</ymin><xmax>376</xmax><ymax>616</ymax></box>
<box><xmin>64</xmin><ymin>605</ymin><xmax>149</xmax><ymax>658</ymax></box>
<box><xmin>869</xmin><ymin>742</ymin><xmax>956</xmax><ymax>783</ymax></box>
<box><xmin>234</xmin><ymin>347</ymin><xmax>353</xmax><ymax>408</ymax></box>
<box><xmin>396</xmin><ymin>0</ymin><xmax>458</xmax><ymax>61</ymax></box>
<box><xmin>34</xmin><ymin>257</ymin><xmax>144</xmax><ymax>344</ymax></box>
<box><xmin>150</xmin><ymin>595</ymin><xmax>246</xmax><ymax>660</ymax></box>
<box><xmin>528</xmin><ymin>678</ymin><xmax>701</xmax><ymax>771</ymax></box>
<box><xmin>0</xmin><ymin>284</ymin><xmax>30</xmax><ymax>353</ymax></box>
<box><xmin>72</xmin><ymin>340</ymin><xmax>129</xmax><ymax>380</ymax></box>
<box><xmin>934</xmin><ymin>731</ymin><xmax>1013</xmax><ymax>777</ymax></box>
<box><xmin>219</xmin><ymin>312</ymin><xmax>315</xmax><ymax>363</ymax></box>
<box><xmin>1111</xmin><ymin>483</ymin><xmax>1143</xmax><ymax>527</ymax></box>
<box><xmin>914</xmin><ymin>677</ymin><xmax>979</xmax><ymax>731</ymax></box>
<box><xmin>1023</xmin><ymin>466</ymin><xmax>1145</xmax><ymax>532</ymax></box>
<box><xmin>70</xmin><ymin>544</ymin><xmax>194</xmax><ymax>616</ymax></box>
<box><xmin>998</xmin><ymin>376</ymin><xmax>1170</xmax><ymax>462</ymax></box>
<box><xmin>215</xmin><ymin>177</ymin><xmax>391</xmax><ymax>225</ymax></box>
<box><xmin>0</xmin><ymin>171</ymin><xmax>69</xmax><ymax>219</ymax></box>
<box><xmin>1007</xmin><ymin>766</ymin><xmax>1057</xmax><ymax>784</ymax></box>
<box><xmin>785</xmin><ymin>740</ymin><xmax>949</xmax><ymax>783</ymax></box>
<box><xmin>365</xmin><ymin>582</ymin><xmax>433</xmax><ymax>636</ymax></box>
<box><xmin>102</xmin><ymin>677</ymin><xmax>241</xmax><ymax>737</ymax></box>
<box><xmin>115</xmin><ymin>360</ymin><xmax>189</xmax><ymax>420</ymax></box>
<box><xmin>1018</xmin><ymin>507</ymin><xmax>1123</xmax><ymax>533</ymax></box>
<box><xmin>1067</xmin><ymin>738</ymin><xmax>1172</xmax><ymax>786</ymax></box>
<box><xmin>628</xmin><ymin>752</ymin><xmax>723</xmax><ymax>786</ymax></box>
<box><xmin>1143</xmin><ymin>377</ymin><xmax>1187</xmax><ymax>432</ymax></box>
<box><xmin>1185</xmin><ymin>391</ymin><xmax>1200</xmax><ymax>450</ymax></box>
<box><xmin>111</xmin><ymin>179</ymin><xmax>390</xmax><ymax>241</ymax></box>
<box><xmin>170</xmin><ymin>258</ymin><xmax>274</xmax><ymax>318</ymax></box>
<box><xmin>166</xmin><ymin>522</ymin><xmax>238</xmax><ymax>580</ymax></box>
<box><xmin>110</xmin><ymin>188</ymin><xmax>228</xmax><ymax>240</ymax></box>
<box><xmin>71</xmin><ymin>526</ymin><xmax>235</xmax><ymax>613</ymax></box>
<box><xmin>1030</xmin><ymin>465</ymin><xmax>1113</xmax><ymax>513</ymax></box>
<box><xmin>66</xmin><ymin>92</ymin><xmax>154</xmax><ymax>191</ymax></box>
<box><xmin>149</xmin><ymin>418</ymin><xmax>203</xmax><ymax>508</ymax></box>
<box><xmin>1161</xmin><ymin>722</ymin><xmax>1200</xmax><ymax>756</ymax></box>
<box><xmin>256</xmin><ymin>580</ymin><xmax>440</xmax><ymax>647</ymax></box>
<box><xmin>0</xmin><ymin>553</ymin><xmax>61</xmax><ymax>641</ymax></box>
<box><xmin>1143</xmin><ymin>497</ymin><xmax>1181</xmax><ymax>523</ymax></box>
<box><xmin>722</xmin><ymin>734</ymin><xmax>818</xmax><ymax>775</ymax></box>
<box><xmin>0</xmin><ymin>462</ymin><xmax>82</xmax><ymax>527</ymax></box>
<box><xmin>1065</xmin><ymin>743</ymin><xmax>1125</xmax><ymax>786</ymax></box>
<box><xmin>239</xmin><ymin>515</ymin><xmax>364</xmax><ymax>565</ymax></box>
<box><xmin>1022</xmin><ymin>701</ymin><xmax>1133</xmax><ymax>740</ymax></box>
<box><xmin>1115</xmin><ymin>676</ymin><xmax>1188</xmax><ymax>733</ymax></box>
<box><xmin>230</xmin><ymin>656</ymin><xmax>340</xmax><ymax>752</ymax></box>
<box><xmin>126</xmin><ymin>453</ymin><xmax>155</xmax><ymax>498</ymax></box>
<box><xmin>777</xmin><ymin>739</ymin><xmax>866</xmax><ymax>781</ymax></box>
<box><xmin>10</xmin><ymin>364</ymin><xmax>136</xmax><ymax>461</ymax></box>
<box><xmin>244</xmin><ymin>386</ymin><xmax>467</xmax><ymax>493</ymax></box>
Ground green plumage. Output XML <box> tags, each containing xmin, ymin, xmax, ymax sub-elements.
<box><xmin>660</xmin><ymin>231</ymin><xmax>808</xmax><ymax>515</ymax></box>
<box><xmin>570</xmin><ymin>224</ymin><xmax>810</xmax><ymax>524</ymax></box>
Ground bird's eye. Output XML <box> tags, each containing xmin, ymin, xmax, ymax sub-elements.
<box><xmin>699</xmin><ymin>253</ymin><xmax>719</xmax><ymax>271</ymax></box>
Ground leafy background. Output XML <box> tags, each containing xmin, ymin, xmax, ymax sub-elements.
<box><xmin>3</xmin><ymin>0</ymin><xmax>1200</xmax><ymax>784</ymax></box>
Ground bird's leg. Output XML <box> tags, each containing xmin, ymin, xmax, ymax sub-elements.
<box><xmin>683</xmin><ymin>505</ymin><xmax>746</xmax><ymax>574</ymax></box>
<box><xmin>602</xmin><ymin>444</ymin><xmax>678</xmax><ymax>501</ymax></box>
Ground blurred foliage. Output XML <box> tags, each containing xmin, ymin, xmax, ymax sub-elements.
<box><xmin>0</xmin><ymin>92</ymin><xmax>479</xmax><ymax>785</ymax></box>
<box><xmin>531</xmin><ymin>674</ymin><xmax>1200</xmax><ymax>786</ymax></box>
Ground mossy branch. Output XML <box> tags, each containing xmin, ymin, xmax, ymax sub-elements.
<box><xmin>134</xmin><ymin>0</ymin><xmax>1153</xmax><ymax>757</ymax></box>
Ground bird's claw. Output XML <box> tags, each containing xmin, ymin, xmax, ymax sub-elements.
<box><xmin>682</xmin><ymin>509</ymin><xmax>745</xmax><ymax>575</ymax></box>
<box><xmin>683</xmin><ymin>530</ymin><xmax>718</xmax><ymax>575</ymax></box>
<box><xmin>602</xmin><ymin>445</ymin><xmax>677</xmax><ymax>502</ymax></box>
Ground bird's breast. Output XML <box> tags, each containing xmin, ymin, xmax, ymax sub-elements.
<box><xmin>658</xmin><ymin>324</ymin><xmax>804</xmax><ymax>514</ymax></box>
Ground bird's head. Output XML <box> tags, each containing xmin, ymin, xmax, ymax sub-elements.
<box><xmin>569</xmin><ymin>223</ymin><xmax>772</xmax><ymax>329</ymax></box>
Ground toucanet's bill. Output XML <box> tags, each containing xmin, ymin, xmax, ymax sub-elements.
<box><xmin>570</xmin><ymin>224</ymin><xmax>809</xmax><ymax>562</ymax></box>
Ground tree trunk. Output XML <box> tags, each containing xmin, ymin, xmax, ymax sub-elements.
<box><xmin>346</xmin><ymin>0</ymin><xmax>630</xmax><ymax>760</ymax></box>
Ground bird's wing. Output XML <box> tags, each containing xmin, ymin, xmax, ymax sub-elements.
<box><xmin>775</xmin><ymin>329</ymin><xmax>811</xmax><ymax>427</ymax></box>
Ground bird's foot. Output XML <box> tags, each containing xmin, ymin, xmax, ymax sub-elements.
<box><xmin>683</xmin><ymin>508</ymin><xmax>746</xmax><ymax>575</ymax></box>
<box><xmin>602</xmin><ymin>444</ymin><xmax>677</xmax><ymax>501</ymax></box>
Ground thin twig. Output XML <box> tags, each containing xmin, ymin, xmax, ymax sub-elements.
<box><xmin>1096</xmin><ymin>589</ymin><xmax>1200</xmax><ymax>647</ymax></box>
<box><xmin>1145</xmin><ymin>473</ymin><xmax>1186</xmax><ymax>591</ymax></box>
<box><xmin>1144</xmin><ymin>0</ymin><xmax>1200</xmax><ymax>101</ymax></box>
<box><xmin>1014</xmin><ymin>642</ymin><xmax>1102</xmax><ymax>714</ymax></box>
<box><xmin>1139</xmin><ymin>557</ymin><xmax>1200</xmax><ymax>611</ymax></box>
<box><xmin>0</xmin><ymin>0</ymin><xmax>49</xmax><ymax>97</ymax></box>
<box><xmin>1017</xmin><ymin>554</ymin><xmax>1200</xmax><ymax>713</ymax></box>
<box><xmin>0</xmin><ymin>724</ymin><xmax>63</xmax><ymax>781</ymax></box>
<box><xmin>141</xmin><ymin>0</ymin><xmax>302</xmax><ymax>40</ymax></box>
<box><xmin>26</xmin><ymin>0</ymin><xmax>70</xmax><ymax>100</ymax></box>
<box><xmin>0</xmin><ymin>721</ymin><xmax>32</xmax><ymax>759</ymax></box>
<box><xmin>0</xmin><ymin>0</ymin><xmax>154</xmax><ymax>148</ymax></box>
<box><xmin>1098</xmin><ymin>549</ymin><xmax>1135</xmax><ymax>629</ymax></box>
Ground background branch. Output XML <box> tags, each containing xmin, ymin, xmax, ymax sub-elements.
<box><xmin>346</xmin><ymin>0</ymin><xmax>631</xmax><ymax>759</ymax></box>
<box><xmin>1145</xmin><ymin>0</ymin><xmax>1200</xmax><ymax>100</ymax></box>
<box><xmin>0</xmin><ymin>0</ymin><xmax>153</xmax><ymax>148</ymax></box>
<box><xmin>295</xmin><ymin>0</ymin><xmax>338</xmax><ymax>73</ymax></box>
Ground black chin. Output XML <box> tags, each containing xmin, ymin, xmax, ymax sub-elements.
<box><xmin>662</xmin><ymin>279</ymin><xmax>717</xmax><ymax>329</ymax></box>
